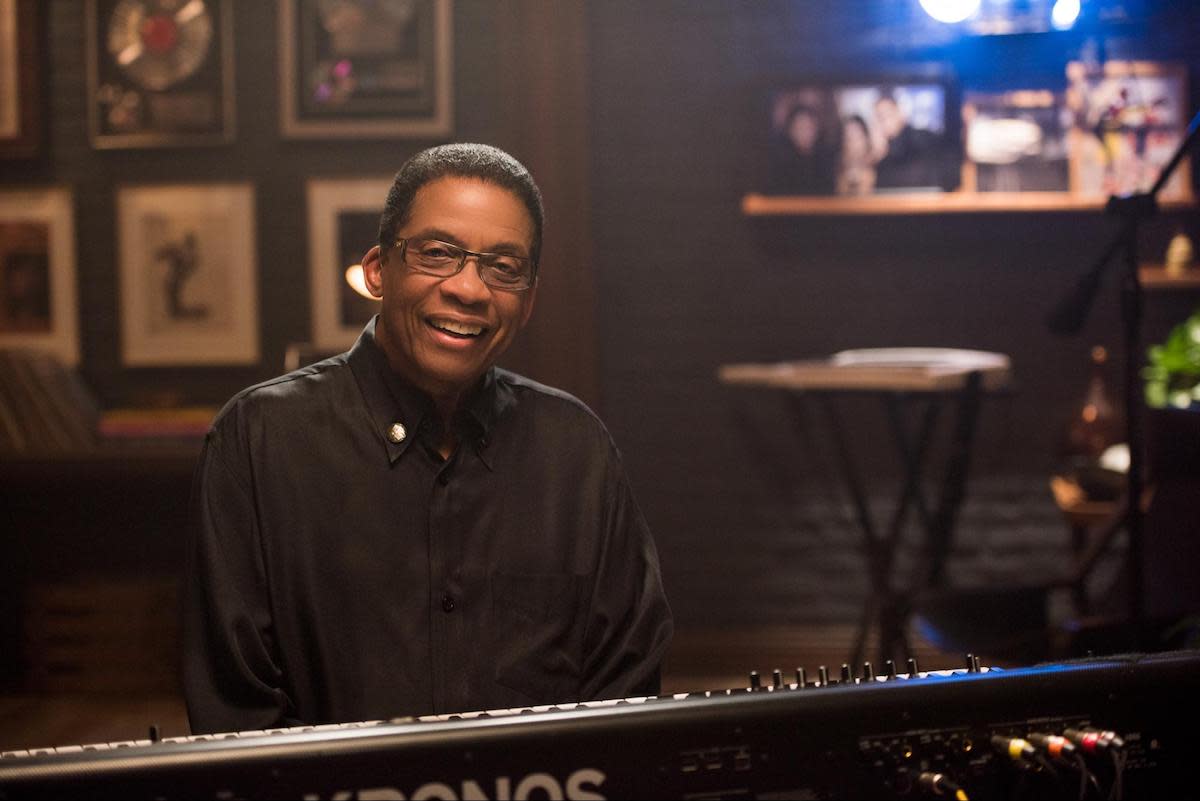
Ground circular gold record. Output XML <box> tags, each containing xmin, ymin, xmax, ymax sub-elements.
<box><xmin>107</xmin><ymin>0</ymin><xmax>214</xmax><ymax>92</ymax></box>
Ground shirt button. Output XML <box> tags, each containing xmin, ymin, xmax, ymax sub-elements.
<box><xmin>386</xmin><ymin>422</ymin><xmax>407</xmax><ymax>444</ymax></box>
<box><xmin>441</xmin><ymin>594</ymin><xmax>456</xmax><ymax>613</ymax></box>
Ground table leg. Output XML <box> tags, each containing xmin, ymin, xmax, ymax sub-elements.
<box><xmin>815</xmin><ymin>395</ymin><xmax>888</xmax><ymax>669</ymax></box>
<box><xmin>922</xmin><ymin>371</ymin><xmax>984</xmax><ymax>589</ymax></box>
<box><xmin>876</xmin><ymin>394</ymin><xmax>942</xmax><ymax>664</ymax></box>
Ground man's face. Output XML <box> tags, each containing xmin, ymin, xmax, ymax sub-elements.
<box><xmin>787</xmin><ymin>111</ymin><xmax>819</xmax><ymax>152</ymax></box>
<box><xmin>875</xmin><ymin>98</ymin><xmax>905</xmax><ymax>139</ymax></box>
<box><xmin>363</xmin><ymin>176</ymin><xmax>537</xmax><ymax>400</ymax></box>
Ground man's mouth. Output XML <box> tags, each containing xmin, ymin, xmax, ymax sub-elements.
<box><xmin>428</xmin><ymin>318</ymin><xmax>486</xmax><ymax>339</ymax></box>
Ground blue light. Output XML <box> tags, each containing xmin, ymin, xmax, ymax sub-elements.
<box><xmin>1052</xmin><ymin>0</ymin><xmax>1081</xmax><ymax>29</ymax></box>
<box><xmin>919</xmin><ymin>0</ymin><xmax>982</xmax><ymax>24</ymax></box>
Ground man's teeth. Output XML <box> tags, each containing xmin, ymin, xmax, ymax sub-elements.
<box><xmin>432</xmin><ymin>320</ymin><xmax>484</xmax><ymax>336</ymax></box>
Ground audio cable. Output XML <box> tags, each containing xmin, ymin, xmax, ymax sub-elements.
<box><xmin>918</xmin><ymin>771</ymin><xmax>970</xmax><ymax>801</ymax></box>
<box><xmin>1064</xmin><ymin>727</ymin><xmax>1125</xmax><ymax>755</ymax></box>
<box><xmin>1027</xmin><ymin>731</ymin><xmax>1091</xmax><ymax>799</ymax></box>
<box><xmin>1028</xmin><ymin>733</ymin><xmax>1077</xmax><ymax>761</ymax></box>
<box><xmin>1064</xmin><ymin>727</ymin><xmax>1127</xmax><ymax>800</ymax></box>
<box><xmin>991</xmin><ymin>734</ymin><xmax>1035</xmax><ymax>762</ymax></box>
<box><xmin>993</xmin><ymin>734</ymin><xmax>1074</xmax><ymax>798</ymax></box>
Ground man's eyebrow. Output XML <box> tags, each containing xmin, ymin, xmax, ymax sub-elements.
<box><xmin>409</xmin><ymin>228</ymin><xmax>530</xmax><ymax>257</ymax></box>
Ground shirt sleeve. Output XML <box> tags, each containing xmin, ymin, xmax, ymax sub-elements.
<box><xmin>579</xmin><ymin>446</ymin><xmax>673</xmax><ymax>701</ymax></box>
<box><xmin>182</xmin><ymin>424</ymin><xmax>300</xmax><ymax>734</ymax></box>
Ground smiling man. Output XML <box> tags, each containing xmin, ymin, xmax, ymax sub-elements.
<box><xmin>183</xmin><ymin>144</ymin><xmax>673</xmax><ymax>734</ymax></box>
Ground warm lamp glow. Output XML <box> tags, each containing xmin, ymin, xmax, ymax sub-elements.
<box><xmin>344</xmin><ymin>264</ymin><xmax>378</xmax><ymax>300</ymax></box>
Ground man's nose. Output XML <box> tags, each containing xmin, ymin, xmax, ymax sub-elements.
<box><xmin>439</xmin><ymin>255</ymin><xmax>491</xmax><ymax>304</ymax></box>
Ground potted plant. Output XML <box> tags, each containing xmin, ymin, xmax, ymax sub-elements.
<box><xmin>1142</xmin><ymin>307</ymin><xmax>1200</xmax><ymax>477</ymax></box>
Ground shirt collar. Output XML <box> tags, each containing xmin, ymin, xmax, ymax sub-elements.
<box><xmin>347</xmin><ymin>317</ymin><xmax>512</xmax><ymax>468</ymax></box>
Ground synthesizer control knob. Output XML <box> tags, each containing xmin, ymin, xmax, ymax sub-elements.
<box><xmin>862</xmin><ymin>662</ymin><xmax>875</xmax><ymax>681</ymax></box>
<box><xmin>840</xmin><ymin>663</ymin><xmax>853</xmax><ymax>684</ymax></box>
<box><xmin>971</xmin><ymin>654</ymin><xmax>982</xmax><ymax>673</ymax></box>
<box><xmin>749</xmin><ymin>670</ymin><xmax>761</xmax><ymax>691</ymax></box>
<box><xmin>884</xmin><ymin>659</ymin><xmax>897</xmax><ymax>680</ymax></box>
<box><xmin>906</xmin><ymin>657</ymin><xmax>919</xmax><ymax>678</ymax></box>
<box><xmin>772</xmin><ymin>669</ymin><xmax>783</xmax><ymax>690</ymax></box>
<box><xmin>965</xmin><ymin>653</ymin><xmax>978</xmax><ymax>673</ymax></box>
<box><xmin>818</xmin><ymin>665</ymin><xmax>830</xmax><ymax>687</ymax></box>
<box><xmin>795</xmin><ymin>667</ymin><xmax>808</xmax><ymax>688</ymax></box>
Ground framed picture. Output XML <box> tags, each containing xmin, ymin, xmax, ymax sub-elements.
<box><xmin>279</xmin><ymin>0</ymin><xmax>453</xmax><ymax>139</ymax></box>
<box><xmin>962</xmin><ymin>89</ymin><xmax>1070</xmax><ymax>192</ymax></box>
<box><xmin>85</xmin><ymin>0</ymin><xmax>236</xmax><ymax>149</ymax></box>
<box><xmin>763</xmin><ymin>75</ymin><xmax>961</xmax><ymax>197</ymax></box>
<box><xmin>307</xmin><ymin>177</ymin><xmax>390</xmax><ymax>352</ymax></box>
<box><xmin>1066</xmin><ymin>61</ymin><xmax>1192</xmax><ymax>201</ymax></box>
<box><xmin>117</xmin><ymin>183</ymin><xmax>259</xmax><ymax>365</ymax></box>
<box><xmin>0</xmin><ymin>188</ymin><xmax>78</xmax><ymax>365</ymax></box>
<box><xmin>0</xmin><ymin>0</ymin><xmax>40</xmax><ymax>157</ymax></box>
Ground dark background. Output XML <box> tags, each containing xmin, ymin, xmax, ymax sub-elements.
<box><xmin>3</xmin><ymin>0</ymin><xmax>1200</xmax><ymax>690</ymax></box>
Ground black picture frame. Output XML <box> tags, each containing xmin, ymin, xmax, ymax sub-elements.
<box><xmin>760</xmin><ymin>69</ymin><xmax>963</xmax><ymax>198</ymax></box>
<box><xmin>278</xmin><ymin>0</ymin><xmax>453</xmax><ymax>139</ymax></box>
<box><xmin>85</xmin><ymin>0</ymin><xmax>237</xmax><ymax>149</ymax></box>
<box><xmin>305</xmin><ymin>177</ymin><xmax>390</xmax><ymax>351</ymax></box>
<box><xmin>0</xmin><ymin>0</ymin><xmax>41</xmax><ymax>158</ymax></box>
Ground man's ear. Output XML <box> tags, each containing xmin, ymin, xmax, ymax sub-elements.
<box><xmin>362</xmin><ymin>245</ymin><xmax>385</xmax><ymax>298</ymax></box>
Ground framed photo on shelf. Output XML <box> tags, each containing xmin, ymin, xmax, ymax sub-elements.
<box><xmin>1066</xmin><ymin>60</ymin><xmax>1192</xmax><ymax>202</ymax></box>
<box><xmin>306</xmin><ymin>177</ymin><xmax>390</xmax><ymax>352</ymax></box>
<box><xmin>0</xmin><ymin>0</ymin><xmax>40</xmax><ymax>157</ymax></box>
<box><xmin>763</xmin><ymin>74</ymin><xmax>961</xmax><ymax>197</ymax></box>
<box><xmin>962</xmin><ymin>89</ymin><xmax>1070</xmax><ymax>193</ymax></box>
<box><xmin>279</xmin><ymin>0</ymin><xmax>453</xmax><ymax>139</ymax></box>
<box><xmin>0</xmin><ymin>188</ymin><xmax>78</xmax><ymax>365</ymax></box>
<box><xmin>117</xmin><ymin>183</ymin><xmax>259</xmax><ymax>366</ymax></box>
<box><xmin>85</xmin><ymin>0</ymin><xmax>236</xmax><ymax>149</ymax></box>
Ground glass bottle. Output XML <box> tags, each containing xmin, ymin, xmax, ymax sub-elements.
<box><xmin>1059</xmin><ymin>346</ymin><xmax>1122</xmax><ymax>488</ymax></box>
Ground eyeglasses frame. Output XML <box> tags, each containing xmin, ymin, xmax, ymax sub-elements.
<box><xmin>389</xmin><ymin>237</ymin><xmax>537</xmax><ymax>292</ymax></box>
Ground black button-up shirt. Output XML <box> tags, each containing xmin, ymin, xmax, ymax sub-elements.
<box><xmin>183</xmin><ymin>320</ymin><xmax>672</xmax><ymax>734</ymax></box>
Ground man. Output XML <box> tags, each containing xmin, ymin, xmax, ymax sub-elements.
<box><xmin>871</xmin><ymin>92</ymin><xmax>942</xmax><ymax>190</ymax></box>
<box><xmin>769</xmin><ymin>103</ymin><xmax>838</xmax><ymax>195</ymax></box>
<box><xmin>184</xmin><ymin>144</ymin><xmax>673</xmax><ymax>734</ymax></box>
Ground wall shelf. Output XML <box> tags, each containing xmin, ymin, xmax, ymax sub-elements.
<box><xmin>1140</xmin><ymin>265</ymin><xmax>1200</xmax><ymax>291</ymax></box>
<box><xmin>743</xmin><ymin>192</ymin><xmax>1197</xmax><ymax>216</ymax></box>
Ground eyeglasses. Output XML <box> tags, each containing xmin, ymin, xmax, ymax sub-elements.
<box><xmin>392</xmin><ymin>238</ymin><xmax>536</xmax><ymax>291</ymax></box>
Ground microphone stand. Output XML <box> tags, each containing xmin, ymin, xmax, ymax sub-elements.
<box><xmin>1047</xmin><ymin>108</ymin><xmax>1200</xmax><ymax>647</ymax></box>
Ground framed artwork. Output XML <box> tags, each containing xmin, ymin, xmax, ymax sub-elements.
<box><xmin>85</xmin><ymin>0</ymin><xmax>236</xmax><ymax>149</ymax></box>
<box><xmin>279</xmin><ymin>0</ymin><xmax>454</xmax><ymax>139</ymax></box>
<box><xmin>1066</xmin><ymin>61</ymin><xmax>1192</xmax><ymax>202</ymax></box>
<box><xmin>117</xmin><ymin>183</ymin><xmax>259</xmax><ymax>365</ymax></box>
<box><xmin>764</xmin><ymin>75</ymin><xmax>961</xmax><ymax>197</ymax></box>
<box><xmin>306</xmin><ymin>177</ymin><xmax>390</xmax><ymax>351</ymax></box>
<box><xmin>0</xmin><ymin>189</ymin><xmax>78</xmax><ymax>365</ymax></box>
<box><xmin>0</xmin><ymin>0</ymin><xmax>40</xmax><ymax>157</ymax></box>
<box><xmin>962</xmin><ymin>89</ymin><xmax>1070</xmax><ymax>192</ymax></box>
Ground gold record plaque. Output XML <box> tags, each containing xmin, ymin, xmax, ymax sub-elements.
<box><xmin>86</xmin><ymin>0</ymin><xmax>235</xmax><ymax>148</ymax></box>
<box><xmin>279</xmin><ymin>0</ymin><xmax>453</xmax><ymax>138</ymax></box>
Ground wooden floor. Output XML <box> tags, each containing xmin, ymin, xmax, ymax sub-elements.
<box><xmin>0</xmin><ymin>622</ymin><xmax>971</xmax><ymax>753</ymax></box>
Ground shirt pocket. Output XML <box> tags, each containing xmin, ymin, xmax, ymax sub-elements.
<box><xmin>489</xmin><ymin>572</ymin><xmax>586</xmax><ymax>704</ymax></box>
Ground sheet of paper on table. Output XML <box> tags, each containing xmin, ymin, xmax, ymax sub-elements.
<box><xmin>718</xmin><ymin>348</ymin><xmax>1011</xmax><ymax>392</ymax></box>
